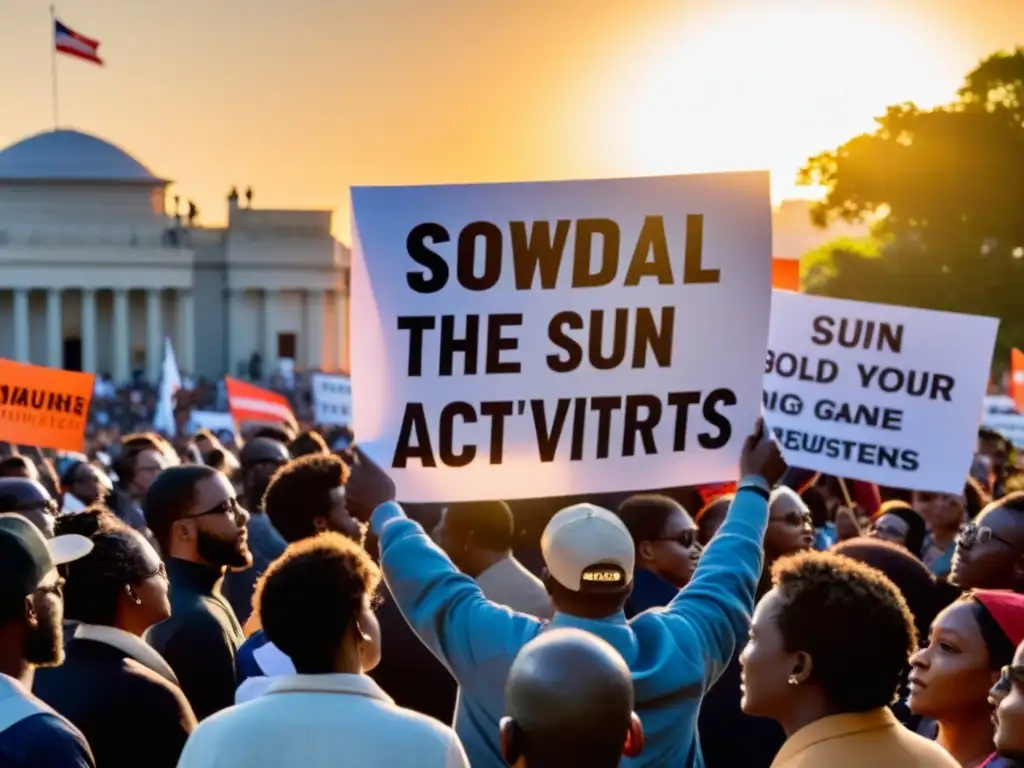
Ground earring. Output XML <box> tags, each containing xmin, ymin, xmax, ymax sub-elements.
<box><xmin>125</xmin><ymin>585</ymin><xmax>142</xmax><ymax>606</ymax></box>
<box><xmin>788</xmin><ymin>675</ymin><xmax>801</xmax><ymax>686</ymax></box>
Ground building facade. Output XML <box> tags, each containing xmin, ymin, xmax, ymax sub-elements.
<box><xmin>0</xmin><ymin>128</ymin><xmax>349</xmax><ymax>382</ymax></box>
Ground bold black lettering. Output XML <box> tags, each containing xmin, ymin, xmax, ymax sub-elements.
<box><xmin>667</xmin><ymin>391</ymin><xmax>701</xmax><ymax>451</ymax></box>
<box><xmin>569</xmin><ymin>397</ymin><xmax>587</xmax><ymax>461</ymax></box>
<box><xmin>439</xmin><ymin>315</ymin><xmax>480</xmax><ymax>376</ymax></box>
<box><xmin>683</xmin><ymin>214</ymin><xmax>719</xmax><ymax>284</ymax></box>
<box><xmin>397</xmin><ymin>316</ymin><xmax>436</xmax><ymax>376</ymax></box>
<box><xmin>485</xmin><ymin>314</ymin><xmax>522</xmax><ymax>374</ymax></box>
<box><xmin>591</xmin><ymin>396</ymin><xmax>622</xmax><ymax>459</ymax></box>
<box><xmin>931</xmin><ymin>374</ymin><xmax>955</xmax><ymax>402</ymax></box>
<box><xmin>457</xmin><ymin>221</ymin><xmax>502</xmax><ymax>291</ymax></box>
<box><xmin>699</xmin><ymin>388</ymin><xmax>736</xmax><ymax>449</ymax></box>
<box><xmin>392</xmin><ymin>403</ymin><xmax>436</xmax><ymax>468</ymax></box>
<box><xmin>622</xmin><ymin>394</ymin><xmax>661</xmax><ymax>456</ymax></box>
<box><xmin>624</xmin><ymin>216</ymin><xmax>672</xmax><ymax>285</ymax></box>
<box><xmin>406</xmin><ymin>223</ymin><xmax>450</xmax><ymax>294</ymax></box>
<box><xmin>480</xmin><ymin>401</ymin><xmax>513</xmax><ymax>464</ymax></box>
<box><xmin>546</xmin><ymin>311</ymin><xmax>583</xmax><ymax>373</ymax></box>
<box><xmin>589</xmin><ymin>309</ymin><xmax>629</xmax><ymax>371</ymax></box>
<box><xmin>810</xmin><ymin>315</ymin><xmax>834</xmax><ymax>346</ymax></box>
<box><xmin>901</xmin><ymin>450</ymin><xmax>920</xmax><ymax>471</ymax></box>
<box><xmin>511</xmin><ymin>220</ymin><xmax>570</xmax><ymax>290</ymax></box>
<box><xmin>29</xmin><ymin>390</ymin><xmax>44</xmax><ymax>409</ymax></box>
<box><xmin>438</xmin><ymin>401</ymin><xmax>476</xmax><ymax>467</ymax></box>
<box><xmin>0</xmin><ymin>386</ymin><xmax>8</xmax><ymax>406</ymax></box>
<box><xmin>531</xmin><ymin>399</ymin><xmax>570</xmax><ymax>462</ymax></box>
<box><xmin>572</xmin><ymin>219</ymin><xmax>619</xmax><ymax>288</ymax></box>
<box><xmin>633</xmin><ymin>307</ymin><xmax>674</xmax><ymax>368</ymax></box>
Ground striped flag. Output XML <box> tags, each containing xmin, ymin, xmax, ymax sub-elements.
<box><xmin>54</xmin><ymin>18</ymin><xmax>103</xmax><ymax>65</ymax></box>
<box><xmin>225</xmin><ymin>377</ymin><xmax>297</xmax><ymax>428</ymax></box>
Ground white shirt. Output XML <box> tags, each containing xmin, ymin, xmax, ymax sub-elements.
<box><xmin>182</xmin><ymin>674</ymin><xmax>468</xmax><ymax>768</ymax></box>
<box><xmin>475</xmin><ymin>557</ymin><xmax>553</xmax><ymax>619</ymax></box>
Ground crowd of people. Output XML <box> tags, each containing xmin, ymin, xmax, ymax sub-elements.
<box><xmin>0</xmin><ymin>415</ymin><xmax>1022</xmax><ymax>767</ymax></box>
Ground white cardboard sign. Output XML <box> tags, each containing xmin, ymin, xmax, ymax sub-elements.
<box><xmin>764</xmin><ymin>291</ymin><xmax>998</xmax><ymax>492</ymax></box>
<box><xmin>312</xmin><ymin>373</ymin><xmax>353</xmax><ymax>426</ymax></box>
<box><xmin>351</xmin><ymin>173</ymin><xmax>773</xmax><ymax>502</ymax></box>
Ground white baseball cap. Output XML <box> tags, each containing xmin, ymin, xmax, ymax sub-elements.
<box><xmin>541</xmin><ymin>503</ymin><xmax>635</xmax><ymax>591</ymax></box>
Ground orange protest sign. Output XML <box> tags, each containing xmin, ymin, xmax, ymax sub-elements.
<box><xmin>225</xmin><ymin>377</ymin><xmax>296</xmax><ymax>427</ymax></box>
<box><xmin>1011</xmin><ymin>348</ymin><xmax>1024</xmax><ymax>413</ymax></box>
<box><xmin>0</xmin><ymin>359</ymin><xmax>94</xmax><ymax>452</ymax></box>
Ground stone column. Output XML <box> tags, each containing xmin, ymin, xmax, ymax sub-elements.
<box><xmin>335</xmin><ymin>289</ymin><xmax>349</xmax><ymax>372</ymax></box>
<box><xmin>226</xmin><ymin>289</ymin><xmax>246</xmax><ymax>377</ymax></box>
<box><xmin>304</xmin><ymin>290</ymin><xmax>324</xmax><ymax>369</ymax></box>
<box><xmin>263</xmin><ymin>289</ymin><xmax>278</xmax><ymax>375</ymax></box>
<box><xmin>176</xmin><ymin>289</ymin><xmax>195</xmax><ymax>375</ymax></box>
<box><xmin>146</xmin><ymin>289</ymin><xmax>162</xmax><ymax>382</ymax></box>
<box><xmin>12</xmin><ymin>289</ymin><xmax>29</xmax><ymax>363</ymax></box>
<box><xmin>81</xmin><ymin>289</ymin><xmax>97</xmax><ymax>374</ymax></box>
<box><xmin>46</xmin><ymin>289</ymin><xmax>62</xmax><ymax>369</ymax></box>
<box><xmin>112</xmin><ymin>289</ymin><xmax>130</xmax><ymax>382</ymax></box>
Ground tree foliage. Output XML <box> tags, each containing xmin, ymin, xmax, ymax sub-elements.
<box><xmin>798</xmin><ymin>48</ymin><xmax>1024</xmax><ymax>368</ymax></box>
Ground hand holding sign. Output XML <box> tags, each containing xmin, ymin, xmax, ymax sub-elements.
<box><xmin>345</xmin><ymin>446</ymin><xmax>397</xmax><ymax>523</ymax></box>
<box><xmin>739</xmin><ymin>418</ymin><xmax>787</xmax><ymax>487</ymax></box>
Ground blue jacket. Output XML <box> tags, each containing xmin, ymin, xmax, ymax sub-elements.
<box><xmin>371</xmin><ymin>477</ymin><xmax>770</xmax><ymax>768</ymax></box>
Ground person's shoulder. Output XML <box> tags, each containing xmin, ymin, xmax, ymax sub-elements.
<box><xmin>119</xmin><ymin>659</ymin><xmax>194</xmax><ymax>712</ymax></box>
<box><xmin>376</xmin><ymin>703</ymin><xmax>463</xmax><ymax>751</ymax></box>
<box><xmin>894</xmin><ymin>728</ymin><xmax>961</xmax><ymax>765</ymax></box>
<box><xmin>0</xmin><ymin>712</ymin><xmax>94</xmax><ymax>767</ymax></box>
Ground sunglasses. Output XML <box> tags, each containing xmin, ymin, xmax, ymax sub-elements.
<box><xmin>994</xmin><ymin>664</ymin><xmax>1024</xmax><ymax>693</ymax></box>
<box><xmin>656</xmin><ymin>530</ymin><xmax>698</xmax><ymax>549</ymax></box>
<box><xmin>187</xmin><ymin>497</ymin><xmax>245</xmax><ymax>522</ymax></box>
<box><xmin>773</xmin><ymin>511</ymin><xmax>812</xmax><ymax>527</ymax></box>
<box><xmin>957</xmin><ymin>522</ymin><xmax>1015</xmax><ymax>550</ymax></box>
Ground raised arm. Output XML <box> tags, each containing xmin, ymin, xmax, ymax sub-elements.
<box><xmin>372</xmin><ymin>502</ymin><xmax>539</xmax><ymax>682</ymax></box>
<box><xmin>662</xmin><ymin>421</ymin><xmax>786</xmax><ymax>687</ymax></box>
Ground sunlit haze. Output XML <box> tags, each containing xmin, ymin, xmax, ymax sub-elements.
<box><xmin>0</xmin><ymin>0</ymin><xmax>1020</xmax><ymax>240</ymax></box>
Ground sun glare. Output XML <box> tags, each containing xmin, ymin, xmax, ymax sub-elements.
<box><xmin>587</xmin><ymin>2</ymin><xmax>956</xmax><ymax>203</ymax></box>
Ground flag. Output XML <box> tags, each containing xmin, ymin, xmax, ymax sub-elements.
<box><xmin>54</xmin><ymin>19</ymin><xmax>103</xmax><ymax>65</ymax></box>
<box><xmin>153</xmin><ymin>338</ymin><xmax>182</xmax><ymax>436</ymax></box>
<box><xmin>1011</xmin><ymin>348</ymin><xmax>1024</xmax><ymax>413</ymax></box>
<box><xmin>771</xmin><ymin>256</ymin><xmax>800</xmax><ymax>291</ymax></box>
<box><xmin>225</xmin><ymin>377</ymin><xmax>296</xmax><ymax>428</ymax></box>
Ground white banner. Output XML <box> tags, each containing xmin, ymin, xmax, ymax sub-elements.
<box><xmin>764</xmin><ymin>291</ymin><xmax>998</xmax><ymax>492</ymax></box>
<box><xmin>312</xmin><ymin>373</ymin><xmax>353</xmax><ymax>426</ymax></box>
<box><xmin>351</xmin><ymin>172</ymin><xmax>773</xmax><ymax>502</ymax></box>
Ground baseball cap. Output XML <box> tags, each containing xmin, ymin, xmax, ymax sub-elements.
<box><xmin>541</xmin><ymin>503</ymin><xmax>635</xmax><ymax>591</ymax></box>
<box><xmin>0</xmin><ymin>513</ymin><xmax>93</xmax><ymax>601</ymax></box>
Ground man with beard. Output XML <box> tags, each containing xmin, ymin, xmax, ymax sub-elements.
<box><xmin>0</xmin><ymin>513</ymin><xmax>95</xmax><ymax>767</ymax></box>
<box><xmin>143</xmin><ymin>466</ymin><xmax>253</xmax><ymax>721</ymax></box>
<box><xmin>222</xmin><ymin>438</ymin><xmax>290</xmax><ymax>625</ymax></box>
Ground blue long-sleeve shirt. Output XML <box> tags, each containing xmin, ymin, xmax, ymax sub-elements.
<box><xmin>371</xmin><ymin>476</ymin><xmax>770</xmax><ymax>768</ymax></box>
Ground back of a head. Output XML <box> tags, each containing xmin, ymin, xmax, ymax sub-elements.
<box><xmin>617</xmin><ymin>494</ymin><xmax>687</xmax><ymax>547</ymax></box>
<box><xmin>250</xmin><ymin>424</ymin><xmax>294</xmax><ymax>444</ymax></box>
<box><xmin>263</xmin><ymin>453</ymin><xmax>348</xmax><ymax>543</ymax></box>
<box><xmin>143</xmin><ymin>465</ymin><xmax>217</xmax><ymax>554</ymax></box>
<box><xmin>0</xmin><ymin>455</ymin><xmax>35</xmax><ymax>480</ymax></box>
<box><xmin>445</xmin><ymin>500</ymin><xmax>514</xmax><ymax>553</ymax></box>
<box><xmin>695</xmin><ymin>494</ymin><xmax>732</xmax><ymax>546</ymax></box>
<box><xmin>289</xmin><ymin>430</ymin><xmax>329</xmax><ymax>459</ymax></box>
<box><xmin>0</xmin><ymin>478</ymin><xmax>51</xmax><ymax>512</ymax></box>
<box><xmin>504</xmin><ymin>628</ymin><xmax>636</xmax><ymax>767</ymax></box>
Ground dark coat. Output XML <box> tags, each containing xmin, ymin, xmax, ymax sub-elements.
<box><xmin>34</xmin><ymin>638</ymin><xmax>195</xmax><ymax>768</ymax></box>
<box><xmin>146</xmin><ymin>559</ymin><xmax>246</xmax><ymax>721</ymax></box>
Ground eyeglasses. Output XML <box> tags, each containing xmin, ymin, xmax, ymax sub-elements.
<box><xmin>656</xmin><ymin>530</ymin><xmax>698</xmax><ymax>549</ymax></box>
<box><xmin>187</xmin><ymin>497</ymin><xmax>245</xmax><ymax>522</ymax></box>
<box><xmin>772</xmin><ymin>511</ymin><xmax>812</xmax><ymax>527</ymax></box>
<box><xmin>957</xmin><ymin>522</ymin><xmax>1015</xmax><ymax>550</ymax></box>
<box><xmin>142</xmin><ymin>561</ymin><xmax>168</xmax><ymax>581</ymax></box>
<box><xmin>872</xmin><ymin>522</ymin><xmax>907</xmax><ymax>538</ymax></box>
<box><xmin>994</xmin><ymin>664</ymin><xmax>1024</xmax><ymax>694</ymax></box>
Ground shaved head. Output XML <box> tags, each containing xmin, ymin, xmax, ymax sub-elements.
<box><xmin>504</xmin><ymin>629</ymin><xmax>634</xmax><ymax>767</ymax></box>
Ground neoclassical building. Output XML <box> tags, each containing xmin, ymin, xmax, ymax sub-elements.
<box><xmin>0</xmin><ymin>128</ymin><xmax>349</xmax><ymax>382</ymax></box>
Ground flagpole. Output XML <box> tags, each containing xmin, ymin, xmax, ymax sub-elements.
<box><xmin>49</xmin><ymin>5</ymin><xmax>58</xmax><ymax>129</ymax></box>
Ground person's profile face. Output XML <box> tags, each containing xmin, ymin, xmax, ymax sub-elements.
<box><xmin>766</xmin><ymin>496</ymin><xmax>813</xmax><ymax>557</ymax></box>
<box><xmin>870</xmin><ymin>513</ymin><xmax>910</xmax><ymax>548</ymax></box>
<box><xmin>24</xmin><ymin>575</ymin><xmax>65</xmax><ymax>667</ymax></box>
<box><xmin>187</xmin><ymin>473</ymin><xmax>253</xmax><ymax>569</ymax></box>
<box><xmin>950</xmin><ymin>506</ymin><xmax>1022</xmax><ymax>590</ymax></box>
<box><xmin>642</xmin><ymin>509</ymin><xmax>701</xmax><ymax>589</ymax></box>
<box><xmin>993</xmin><ymin>643</ymin><xmax>1024</xmax><ymax>756</ymax></box>
<box><xmin>323</xmin><ymin>486</ymin><xmax>362</xmax><ymax>543</ymax></box>
<box><xmin>128</xmin><ymin>530</ymin><xmax>171</xmax><ymax>627</ymax></box>
<box><xmin>73</xmin><ymin>464</ymin><xmax>111</xmax><ymax>504</ymax></box>
<box><xmin>356</xmin><ymin>593</ymin><xmax>382</xmax><ymax>673</ymax></box>
<box><xmin>739</xmin><ymin>589</ymin><xmax>796</xmax><ymax>719</ymax></box>
<box><xmin>132</xmin><ymin>449</ymin><xmax>168</xmax><ymax>495</ymax></box>
<box><xmin>913</xmin><ymin>491</ymin><xmax>963</xmax><ymax>531</ymax></box>
<box><xmin>908</xmin><ymin>601</ymin><xmax>997</xmax><ymax>719</ymax></box>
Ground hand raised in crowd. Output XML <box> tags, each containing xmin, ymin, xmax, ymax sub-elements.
<box><xmin>344</xmin><ymin>446</ymin><xmax>397</xmax><ymax>522</ymax></box>
<box><xmin>739</xmin><ymin>418</ymin><xmax>787</xmax><ymax>487</ymax></box>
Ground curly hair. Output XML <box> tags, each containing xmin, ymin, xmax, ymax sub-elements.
<box><xmin>263</xmin><ymin>454</ymin><xmax>350</xmax><ymax>543</ymax></box>
<box><xmin>255</xmin><ymin>532</ymin><xmax>380</xmax><ymax>674</ymax></box>
<box><xmin>56</xmin><ymin>505</ymin><xmax>155</xmax><ymax>626</ymax></box>
<box><xmin>771</xmin><ymin>550</ymin><xmax>917</xmax><ymax>713</ymax></box>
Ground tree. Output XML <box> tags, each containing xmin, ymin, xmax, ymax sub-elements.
<box><xmin>798</xmin><ymin>48</ymin><xmax>1024</xmax><ymax>368</ymax></box>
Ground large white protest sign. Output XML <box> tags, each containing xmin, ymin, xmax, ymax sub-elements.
<box><xmin>764</xmin><ymin>291</ymin><xmax>998</xmax><ymax>492</ymax></box>
<box><xmin>312</xmin><ymin>373</ymin><xmax>352</xmax><ymax>426</ymax></box>
<box><xmin>350</xmin><ymin>173</ymin><xmax>773</xmax><ymax>502</ymax></box>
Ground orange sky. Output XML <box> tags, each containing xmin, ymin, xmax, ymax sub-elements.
<box><xmin>0</xmin><ymin>0</ymin><xmax>1021</xmax><ymax>241</ymax></box>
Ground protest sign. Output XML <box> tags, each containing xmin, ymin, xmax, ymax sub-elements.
<box><xmin>351</xmin><ymin>172</ymin><xmax>773</xmax><ymax>502</ymax></box>
<box><xmin>0</xmin><ymin>359</ymin><xmax>94</xmax><ymax>452</ymax></box>
<box><xmin>764</xmin><ymin>292</ymin><xmax>998</xmax><ymax>493</ymax></box>
<box><xmin>225</xmin><ymin>377</ymin><xmax>296</xmax><ymax>427</ymax></box>
<box><xmin>312</xmin><ymin>373</ymin><xmax>352</xmax><ymax>426</ymax></box>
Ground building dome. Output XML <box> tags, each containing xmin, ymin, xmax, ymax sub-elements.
<box><xmin>0</xmin><ymin>129</ymin><xmax>163</xmax><ymax>183</ymax></box>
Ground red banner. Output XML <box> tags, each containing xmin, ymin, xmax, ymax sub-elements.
<box><xmin>225</xmin><ymin>377</ymin><xmax>296</xmax><ymax>426</ymax></box>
